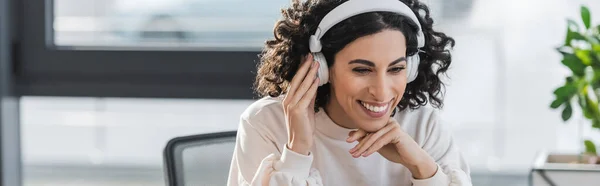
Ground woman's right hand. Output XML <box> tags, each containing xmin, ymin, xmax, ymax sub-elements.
<box><xmin>283</xmin><ymin>54</ymin><xmax>320</xmax><ymax>155</ymax></box>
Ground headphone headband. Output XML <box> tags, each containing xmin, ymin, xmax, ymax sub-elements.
<box><xmin>309</xmin><ymin>0</ymin><xmax>426</xmax><ymax>85</ymax></box>
<box><xmin>309</xmin><ymin>0</ymin><xmax>425</xmax><ymax>53</ymax></box>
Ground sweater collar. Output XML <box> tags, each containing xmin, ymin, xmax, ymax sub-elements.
<box><xmin>315</xmin><ymin>108</ymin><xmax>357</xmax><ymax>141</ymax></box>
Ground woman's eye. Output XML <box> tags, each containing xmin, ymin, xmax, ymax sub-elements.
<box><xmin>389</xmin><ymin>67</ymin><xmax>405</xmax><ymax>73</ymax></box>
<box><xmin>352</xmin><ymin>68</ymin><xmax>371</xmax><ymax>74</ymax></box>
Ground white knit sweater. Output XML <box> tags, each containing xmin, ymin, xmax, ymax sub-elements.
<box><xmin>227</xmin><ymin>96</ymin><xmax>472</xmax><ymax>186</ymax></box>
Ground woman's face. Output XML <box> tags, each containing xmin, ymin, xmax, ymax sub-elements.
<box><xmin>327</xmin><ymin>29</ymin><xmax>408</xmax><ymax>132</ymax></box>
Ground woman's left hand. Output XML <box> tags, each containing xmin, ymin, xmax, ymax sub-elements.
<box><xmin>346</xmin><ymin>117</ymin><xmax>438</xmax><ymax>179</ymax></box>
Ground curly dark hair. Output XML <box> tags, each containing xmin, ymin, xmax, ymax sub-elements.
<box><xmin>254</xmin><ymin>0</ymin><xmax>455</xmax><ymax>113</ymax></box>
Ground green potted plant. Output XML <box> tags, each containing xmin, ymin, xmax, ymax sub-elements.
<box><xmin>530</xmin><ymin>5</ymin><xmax>600</xmax><ymax>186</ymax></box>
<box><xmin>550</xmin><ymin>4</ymin><xmax>600</xmax><ymax>162</ymax></box>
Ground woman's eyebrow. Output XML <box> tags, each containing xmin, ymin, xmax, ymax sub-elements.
<box><xmin>348</xmin><ymin>57</ymin><xmax>407</xmax><ymax>67</ymax></box>
<box><xmin>388</xmin><ymin>57</ymin><xmax>407</xmax><ymax>66</ymax></box>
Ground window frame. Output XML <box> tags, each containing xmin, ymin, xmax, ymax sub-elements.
<box><xmin>17</xmin><ymin>0</ymin><xmax>265</xmax><ymax>99</ymax></box>
<box><xmin>1</xmin><ymin>0</ymin><xmax>22</xmax><ymax>185</ymax></box>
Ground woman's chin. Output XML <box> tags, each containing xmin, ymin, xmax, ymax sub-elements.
<box><xmin>356</xmin><ymin>120</ymin><xmax>388</xmax><ymax>133</ymax></box>
<box><xmin>350</xmin><ymin>111</ymin><xmax>391</xmax><ymax>132</ymax></box>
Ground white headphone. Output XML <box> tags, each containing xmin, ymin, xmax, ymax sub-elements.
<box><xmin>309</xmin><ymin>0</ymin><xmax>425</xmax><ymax>86</ymax></box>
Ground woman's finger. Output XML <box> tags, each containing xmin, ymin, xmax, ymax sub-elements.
<box><xmin>297</xmin><ymin>75</ymin><xmax>319</xmax><ymax>108</ymax></box>
<box><xmin>290</xmin><ymin>60</ymin><xmax>319</xmax><ymax>105</ymax></box>
<box><xmin>287</xmin><ymin>54</ymin><xmax>314</xmax><ymax>96</ymax></box>
<box><xmin>309</xmin><ymin>90</ymin><xmax>318</xmax><ymax>111</ymax></box>
<box><xmin>350</xmin><ymin>133</ymin><xmax>372</xmax><ymax>157</ymax></box>
<box><xmin>348</xmin><ymin>131</ymin><xmax>356</xmax><ymax>138</ymax></box>
<box><xmin>308</xmin><ymin>78</ymin><xmax>319</xmax><ymax>111</ymax></box>
<box><xmin>347</xmin><ymin>129</ymin><xmax>368</xmax><ymax>143</ymax></box>
<box><xmin>362</xmin><ymin>129</ymin><xmax>397</xmax><ymax>157</ymax></box>
<box><xmin>351</xmin><ymin>124</ymin><xmax>395</xmax><ymax>157</ymax></box>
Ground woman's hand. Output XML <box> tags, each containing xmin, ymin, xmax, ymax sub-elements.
<box><xmin>283</xmin><ymin>54</ymin><xmax>320</xmax><ymax>155</ymax></box>
<box><xmin>346</xmin><ymin>118</ymin><xmax>438</xmax><ymax>179</ymax></box>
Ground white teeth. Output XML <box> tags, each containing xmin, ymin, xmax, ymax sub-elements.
<box><xmin>361</xmin><ymin>101</ymin><xmax>388</xmax><ymax>113</ymax></box>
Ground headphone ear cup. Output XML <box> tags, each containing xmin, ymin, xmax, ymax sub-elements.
<box><xmin>312</xmin><ymin>52</ymin><xmax>329</xmax><ymax>86</ymax></box>
<box><xmin>406</xmin><ymin>54</ymin><xmax>420</xmax><ymax>83</ymax></box>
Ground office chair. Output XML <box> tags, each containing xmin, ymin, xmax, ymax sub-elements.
<box><xmin>163</xmin><ymin>131</ymin><xmax>237</xmax><ymax>186</ymax></box>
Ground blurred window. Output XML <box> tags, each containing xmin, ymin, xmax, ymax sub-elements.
<box><xmin>54</xmin><ymin>0</ymin><xmax>289</xmax><ymax>49</ymax></box>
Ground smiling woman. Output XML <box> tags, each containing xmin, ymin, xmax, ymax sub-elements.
<box><xmin>227</xmin><ymin>0</ymin><xmax>470</xmax><ymax>186</ymax></box>
<box><xmin>325</xmin><ymin>30</ymin><xmax>410</xmax><ymax>132</ymax></box>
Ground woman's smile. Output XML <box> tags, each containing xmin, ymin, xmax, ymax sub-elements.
<box><xmin>357</xmin><ymin>99</ymin><xmax>393</xmax><ymax>118</ymax></box>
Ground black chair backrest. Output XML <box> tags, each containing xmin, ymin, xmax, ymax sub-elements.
<box><xmin>163</xmin><ymin>131</ymin><xmax>237</xmax><ymax>186</ymax></box>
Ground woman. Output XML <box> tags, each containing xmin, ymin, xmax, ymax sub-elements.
<box><xmin>227</xmin><ymin>0</ymin><xmax>471</xmax><ymax>185</ymax></box>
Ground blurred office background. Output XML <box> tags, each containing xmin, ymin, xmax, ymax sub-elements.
<box><xmin>0</xmin><ymin>0</ymin><xmax>597</xmax><ymax>185</ymax></box>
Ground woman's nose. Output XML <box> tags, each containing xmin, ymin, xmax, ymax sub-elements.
<box><xmin>368</xmin><ymin>77</ymin><xmax>393</xmax><ymax>102</ymax></box>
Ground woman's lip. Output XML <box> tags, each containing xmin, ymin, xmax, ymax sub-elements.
<box><xmin>359</xmin><ymin>100</ymin><xmax>392</xmax><ymax>107</ymax></box>
<box><xmin>357</xmin><ymin>101</ymin><xmax>390</xmax><ymax>118</ymax></box>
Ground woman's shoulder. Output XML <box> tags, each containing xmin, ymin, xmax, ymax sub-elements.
<box><xmin>240</xmin><ymin>95</ymin><xmax>286</xmax><ymax>128</ymax></box>
<box><xmin>241</xmin><ymin>96</ymin><xmax>284</xmax><ymax>118</ymax></box>
<box><xmin>238</xmin><ymin>96</ymin><xmax>288</xmax><ymax>148</ymax></box>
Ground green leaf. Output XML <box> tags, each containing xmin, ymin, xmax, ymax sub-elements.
<box><xmin>586</xmin><ymin>35</ymin><xmax>600</xmax><ymax>45</ymax></box>
<box><xmin>577</xmin><ymin>92</ymin><xmax>587</xmax><ymax>105</ymax></box>
<box><xmin>562</xmin><ymin>103</ymin><xmax>573</xmax><ymax>121</ymax></box>
<box><xmin>565</xmin><ymin>19</ymin><xmax>582</xmax><ymax>46</ymax></box>
<box><xmin>581</xmin><ymin>6</ymin><xmax>591</xmax><ymax>29</ymax></box>
<box><xmin>593</xmin><ymin>52</ymin><xmax>600</xmax><ymax>66</ymax></box>
<box><xmin>582</xmin><ymin>103</ymin><xmax>595</xmax><ymax>120</ymax></box>
<box><xmin>583</xmin><ymin>108</ymin><xmax>594</xmax><ymax>119</ymax></box>
<box><xmin>553</xmin><ymin>83</ymin><xmax>578</xmax><ymax>99</ymax></box>
<box><xmin>575</xmin><ymin>93</ymin><xmax>593</xmax><ymax>119</ymax></box>
<box><xmin>592</xmin><ymin>68</ymin><xmax>600</xmax><ymax>82</ymax></box>
<box><xmin>562</xmin><ymin>53</ymin><xmax>586</xmax><ymax>75</ymax></box>
<box><xmin>593</xmin><ymin>119</ymin><xmax>600</xmax><ymax>129</ymax></box>
<box><xmin>550</xmin><ymin>98</ymin><xmax>565</xmax><ymax>109</ymax></box>
<box><xmin>572</xmin><ymin>31</ymin><xmax>587</xmax><ymax>41</ymax></box>
<box><xmin>576</xmin><ymin>77</ymin><xmax>588</xmax><ymax>90</ymax></box>
<box><xmin>566</xmin><ymin>30</ymin><xmax>587</xmax><ymax>46</ymax></box>
<box><xmin>584</xmin><ymin>140</ymin><xmax>597</xmax><ymax>155</ymax></box>
<box><xmin>584</xmin><ymin>94</ymin><xmax>600</xmax><ymax>117</ymax></box>
<box><xmin>557</xmin><ymin>46</ymin><xmax>574</xmax><ymax>55</ymax></box>
<box><xmin>575</xmin><ymin>49</ymin><xmax>593</xmax><ymax>65</ymax></box>
<box><xmin>566</xmin><ymin>76</ymin><xmax>575</xmax><ymax>83</ymax></box>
